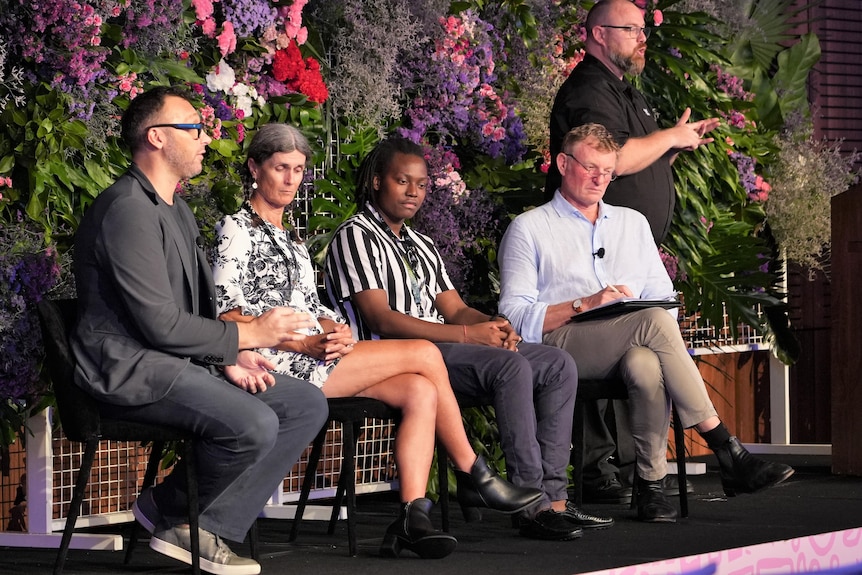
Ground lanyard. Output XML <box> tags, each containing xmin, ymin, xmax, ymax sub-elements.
<box><xmin>243</xmin><ymin>202</ymin><xmax>299</xmax><ymax>295</ymax></box>
<box><xmin>365</xmin><ymin>205</ymin><xmax>426</xmax><ymax>314</ymax></box>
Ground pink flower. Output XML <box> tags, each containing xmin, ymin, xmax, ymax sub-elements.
<box><xmin>201</xmin><ymin>17</ymin><xmax>217</xmax><ymax>38</ymax></box>
<box><xmin>217</xmin><ymin>21</ymin><xmax>237</xmax><ymax>57</ymax></box>
<box><xmin>192</xmin><ymin>0</ymin><xmax>214</xmax><ymax>21</ymax></box>
<box><xmin>653</xmin><ymin>9</ymin><xmax>663</xmax><ymax>26</ymax></box>
<box><xmin>295</xmin><ymin>26</ymin><xmax>308</xmax><ymax>45</ymax></box>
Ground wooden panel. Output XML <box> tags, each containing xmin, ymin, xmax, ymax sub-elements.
<box><xmin>669</xmin><ymin>351</ymin><xmax>769</xmax><ymax>458</ymax></box>
<box><xmin>831</xmin><ymin>184</ymin><xmax>862</xmax><ymax>476</ymax></box>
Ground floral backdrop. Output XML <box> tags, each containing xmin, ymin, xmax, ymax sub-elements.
<box><xmin>1</xmin><ymin>0</ymin><xmax>859</xmax><ymax>450</ymax></box>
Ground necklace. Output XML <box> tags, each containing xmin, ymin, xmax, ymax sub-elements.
<box><xmin>243</xmin><ymin>201</ymin><xmax>299</xmax><ymax>295</ymax></box>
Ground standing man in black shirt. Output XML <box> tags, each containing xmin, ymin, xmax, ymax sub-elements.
<box><xmin>544</xmin><ymin>0</ymin><xmax>719</xmax><ymax>503</ymax></box>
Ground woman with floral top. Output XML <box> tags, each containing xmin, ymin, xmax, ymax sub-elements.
<box><xmin>211</xmin><ymin>123</ymin><xmax>541</xmax><ymax>560</ymax></box>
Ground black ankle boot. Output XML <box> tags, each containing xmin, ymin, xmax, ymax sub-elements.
<box><xmin>454</xmin><ymin>455</ymin><xmax>543</xmax><ymax>514</ymax></box>
<box><xmin>380</xmin><ymin>498</ymin><xmax>457</xmax><ymax>559</ymax></box>
<box><xmin>713</xmin><ymin>436</ymin><xmax>794</xmax><ymax>497</ymax></box>
<box><xmin>635</xmin><ymin>476</ymin><xmax>678</xmax><ymax>523</ymax></box>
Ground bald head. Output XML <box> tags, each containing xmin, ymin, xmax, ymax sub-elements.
<box><xmin>584</xmin><ymin>0</ymin><xmax>648</xmax><ymax>78</ymax></box>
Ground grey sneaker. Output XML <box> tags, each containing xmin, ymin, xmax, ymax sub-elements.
<box><xmin>131</xmin><ymin>486</ymin><xmax>160</xmax><ymax>534</ymax></box>
<box><xmin>149</xmin><ymin>523</ymin><xmax>260</xmax><ymax>575</ymax></box>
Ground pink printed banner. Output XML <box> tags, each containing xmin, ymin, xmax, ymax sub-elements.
<box><xmin>581</xmin><ymin>528</ymin><xmax>862</xmax><ymax>575</ymax></box>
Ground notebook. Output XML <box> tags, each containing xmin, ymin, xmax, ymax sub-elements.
<box><xmin>570</xmin><ymin>297</ymin><xmax>681</xmax><ymax>322</ymax></box>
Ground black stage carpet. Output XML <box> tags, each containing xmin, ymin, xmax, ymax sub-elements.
<box><xmin>3</xmin><ymin>455</ymin><xmax>862</xmax><ymax>574</ymax></box>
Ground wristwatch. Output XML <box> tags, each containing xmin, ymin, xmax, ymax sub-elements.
<box><xmin>572</xmin><ymin>298</ymin><xmax>584</xmax><ymax>314</ymax></box>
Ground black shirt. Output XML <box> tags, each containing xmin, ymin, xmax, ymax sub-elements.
<box><xmin>544</xmin><ymin>54</ymin><xmax>675</xmax><ymax>243</ymax></box>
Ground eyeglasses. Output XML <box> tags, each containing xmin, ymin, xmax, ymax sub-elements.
<box><xmin>146</xmin><ymin>123</ymin><xmax>204</xmax><ymax>140</ymax></box>
<box><xmin>598</xmin><ymin>25</ymin><xmax>651</xmax><ymax>39</ymax></box>
<box><xmin>563</xmin><ymin>152</ymin><xmax>618</xmax><ymax>181</ymax></box>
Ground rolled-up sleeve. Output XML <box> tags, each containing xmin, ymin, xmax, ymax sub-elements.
<box><xmin>498</xmin><ymin>218</ymin><xmax>550</xmax><ymax>343</ymax></box>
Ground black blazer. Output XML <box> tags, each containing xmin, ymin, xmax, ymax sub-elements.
<box><xmin>71</xmin><ymin>165</ymin><xmax>239</xmax><ymax>406</ymax></box>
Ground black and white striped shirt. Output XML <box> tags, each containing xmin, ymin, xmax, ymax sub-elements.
<box><xmin>324</xmin><ymin>204</ymin><xmax>456</xmax><ymax>341</ymax></box>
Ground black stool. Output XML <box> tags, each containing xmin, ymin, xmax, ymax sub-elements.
<box><xmin>289</xmin><ymin>397</ymin><xmax>401</xmax><ymax>556</ymax></box>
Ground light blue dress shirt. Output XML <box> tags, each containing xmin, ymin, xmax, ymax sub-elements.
<box><xmin>498</xmin><ymin>191</ymin><xmax>675</xmax><ymax>343</ymax></box>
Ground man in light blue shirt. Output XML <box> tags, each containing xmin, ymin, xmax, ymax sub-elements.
<box><xmin>499</xmin><ymin>123</ymin><xmax>794</xmax><ymax>523</ymax></box>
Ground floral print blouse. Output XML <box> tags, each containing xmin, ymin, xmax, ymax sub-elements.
<box><xmin>212</xmin><ymin>206</ymin><xmax>345</xmax><ymax>387</ymax></box>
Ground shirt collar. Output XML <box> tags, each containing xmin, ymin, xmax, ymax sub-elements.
<box><xmin>550</xmin><ymin>190</ymin><xmax>612</xmax><ymax>223</ymax></box>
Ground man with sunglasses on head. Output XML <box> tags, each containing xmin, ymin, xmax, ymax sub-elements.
<box><xmin>72</xmin><ymin>86</ymin><xmax>328</xmax><ymax>575</ymax></box>
<box><xmin>544</xmin><ymin>0</ymin><xmax>719</xmax><ymax>505</ymax></box>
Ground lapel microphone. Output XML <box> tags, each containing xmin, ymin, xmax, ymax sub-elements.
<box><xmin>593</xmin><ymin>247</ymin><xmax>605</xmax><ymax>258</ymax></box>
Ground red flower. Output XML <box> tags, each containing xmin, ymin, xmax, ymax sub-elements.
<box><xmin>270</xmin><ymin>40</ymin><xmax>328</xmax><ymax>103</ymax></box>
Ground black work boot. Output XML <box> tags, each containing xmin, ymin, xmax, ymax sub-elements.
<box><xmin>454</xmin><ymin>455</ymin><xmax>543</xmax><ymax>514</ymax></box>
<box><xmin>713</xmin><ymin>436</ymin><xmax>795</xmax><ymax>497</ymax></box>
<box><xmin>635</xmin><ymin>476</ymin><xmax>678</xmax><ymax>523</ymax></box>
<box><xmin>380</xmin><ymin>498</ymin><xmax>457</xmax><ymax>559</ymax></box>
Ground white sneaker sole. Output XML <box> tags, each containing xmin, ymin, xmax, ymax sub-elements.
<box><xmin>149</xmin><ymin>536</ymin><xmax>260</xmax><ymax>575</ymax></box>
<box><xmin>131</xmin><ymin>500</ymin><xmax>155</xmax><ymax>534</ymax></box>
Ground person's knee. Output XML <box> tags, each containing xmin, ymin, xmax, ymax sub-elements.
<box><xmin>237</xmin><ymin>408</ymin><xmax>281</xmax><ymax>455</ymax></box>
<box><xmin>619</xmin><ymin>347</ymin><xmax>662</xmax><ymax>391</ymax></box>
<box><xmin>410</xmin><ymin>339</ymin><xmax>446</xmax><ymax>373</ymax></box>
<box><xmin>641</xmin><ymin>307</ymin><xmax>682</xmax><ymax>338</ymax></box>
<box><xmin>400</xmin><ymin>376</ymin><xmax>439</xmax><ymax>413</ymax></box>
<box><xmin>298</xmin><ymin>383</ymin><xmax>329</xmax><ymax>430</ymax></box>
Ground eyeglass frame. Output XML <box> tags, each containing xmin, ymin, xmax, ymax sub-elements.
<box><xmin>597</xmin><ymin>24</ymin><xmax>651</xmax><ymax>39</ymax></box>
<box><xmin>562</xmin><ymin>152</ymin><xmax>618</xmax><ymax>181</ymax></box>
<box><xmin>146</xmin><ymin>123</ymin><xmax>204</xmax><ymax>140</ymax></box>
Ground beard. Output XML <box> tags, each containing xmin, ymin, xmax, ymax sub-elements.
<box><xmin>164</xmin><ymin>142</ymin><xmax>204</xmax><ymax>181</ymax></box>
<box><xmin>609</xmin><ymin>44</ymin><xmax>646</xmax><ymax>76</ymax></box>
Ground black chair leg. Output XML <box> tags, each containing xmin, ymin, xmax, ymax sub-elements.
<box><xmin>328</xmin><ymin>420</ymin><xmax>359</xmax><ymax>556</ymax></box>
<box><xmin>125</xmin><ymin>440</ymin><xmax>165</xmax><ymax>565</ymax></box>
<box><xmin>248</xmin><ymin>519</ymin><xmax>260</xmax><ymax>561</ymax></box>
<box><xmin>289</xmin><ymin>426</ymin><xmax>327</xmax><ymax>542</ymax></box>
<box><xmin>54</xmin><ymin>439</ymin><xmax>98</xmax><ymax>575</ymax></box>
<box><xmin>672</xmin><ymin>408</ymin><xmax>689</xmax><ymax>518</ymax></box>
<box><xmin>438</xmin><ymin>444</ymin><xmax>450</xmax><ymax>532</ymax></box>
<box><xmin>571</xmin><ymin>401</ymin><xmax>587</xmax><ymax>507</ymax></box>
<box><xmin>183</xmin><ymin>440</ymin><xmax>201</xmax><ymax>575</ymax></box>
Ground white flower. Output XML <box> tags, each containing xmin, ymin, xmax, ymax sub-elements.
<box><xmin>206</xmin><ymin>59</ymin><xmax>236</xmax><ymax>94</ymax></box>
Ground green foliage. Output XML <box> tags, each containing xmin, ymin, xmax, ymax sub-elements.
<box><xmin>306</xmin><ymin>123</ymin><xmax>381</xmax><ymax>265</ymax></box>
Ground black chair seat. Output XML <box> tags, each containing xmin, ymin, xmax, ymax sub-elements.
<box><xmin>289</xmin><ymin>396</ymin><xmax>401</xmax><ymax>556</ymax></box>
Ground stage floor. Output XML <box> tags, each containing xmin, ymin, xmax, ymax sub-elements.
<box><xmin>3</xmin><ymin>454</ymin><xmax>861</xmax><ymax>574</ymax></box>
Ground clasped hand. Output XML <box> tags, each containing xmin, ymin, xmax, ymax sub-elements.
<box><xmin>464</xmin><ymin>318</ymin><xmax>522</xmax><ymax>351</ymax></box>
<box><xmin>300</xmin><ymin>322</ymin><xmax>356</xmax><ymax>363</ymax></box>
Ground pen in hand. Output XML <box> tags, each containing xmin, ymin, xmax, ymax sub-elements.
<box><xmin>606</xmin><ymin>283</ymin><xmax>621</xmax><ymax>294</ymax></box>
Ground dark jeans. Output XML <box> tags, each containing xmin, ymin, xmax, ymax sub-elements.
<box><xmin>582</xmin><ymin>399</ymin><xmax>636</xmax><ymax>487</ymax></box>
<box><xmin>101</xmin><ymin>364</ymin><xmax>327</xmax><ymax>541</ymax></box>
<box><xmin>435</xmin><ymin>342</ymin><xmax>578</xmax><ymax>507</ymax></box>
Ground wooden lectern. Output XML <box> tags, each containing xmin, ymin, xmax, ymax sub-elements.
<box><xmin>831</xmin><ymin>182</ymin><xmax>862</xmax><ymax>476</ymax></box>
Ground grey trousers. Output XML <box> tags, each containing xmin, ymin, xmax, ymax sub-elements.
<box><xmin>544</xmin><ymin>308</ymin><xmax>717</xmax><ymax>481</ymax></box>
<box><xmin>435</xmin><ymin>342</ymin><xmax>578</xmax><ymax>508</ymax></box>
<box><xmin>101</xmin><ymin>364</ymin><xmax>328</xmax><ymax>541</ymax></box>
